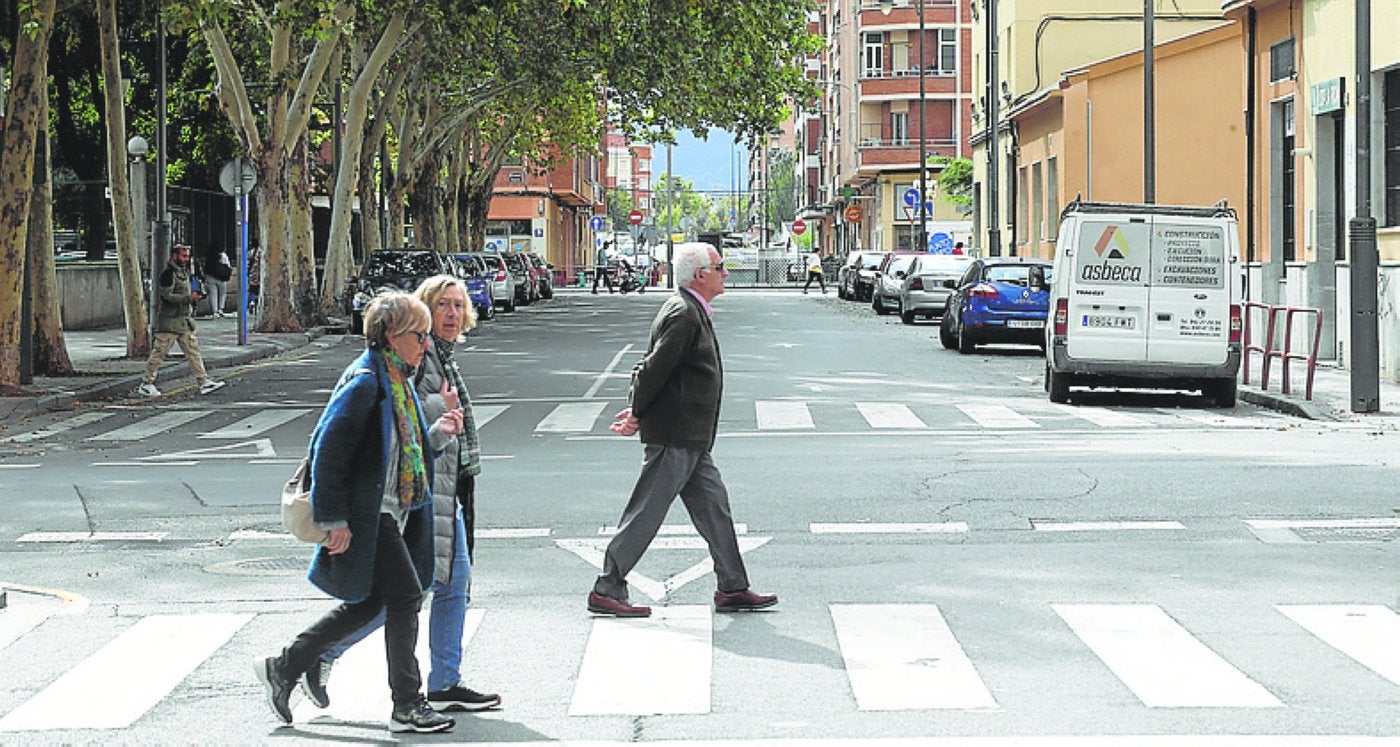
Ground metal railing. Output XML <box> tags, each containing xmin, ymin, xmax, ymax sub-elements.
<box><xmin>1242</xmin><ymin>302</ymin><xmax>1323</xmax><ymax>400</ymax></box>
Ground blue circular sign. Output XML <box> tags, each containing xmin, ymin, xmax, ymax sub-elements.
<box><xmin>589</xmin><ymin>216</ymin><xmax>604</xmax><ymax>232</ymax></box>
<box><xmin>903</xmin><ymin>188</ymin><xmax>921</xmax><ymax>207</ymax></box>
<box><xmin>929</xmin><ymin>232</ymin><xmax>953</xmax><ymax>254</ymax></box>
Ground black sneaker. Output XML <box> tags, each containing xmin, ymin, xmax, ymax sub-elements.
<box><xmin>427</xmin><ymin>683</ymin><xmax>502</xmax><ymax>712</ymax></box>
<box><xmin>300</xmin><ymin>658</ymin><xmax>333</xmax><ymax>709</ymax></box>
<box><xmin>389</xmin><ymin>697</ymin><xmax>455</xmax><ymax>733</ymax></box>
<box><xmin>253</xmin><ymin>656</ymin><xmax>294</xmax><ymax>724</ymax></box>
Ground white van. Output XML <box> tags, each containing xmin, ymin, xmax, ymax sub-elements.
<box><xmin>1044</xmin><ymin>200</ymin><xmax>1242</xmax><ymax>407</ymax></box>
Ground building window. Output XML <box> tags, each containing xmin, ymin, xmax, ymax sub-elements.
<box><xmin>1017</xmin><ymin>165</ymin><xmax>1029</xmax><ymax>248</ymax></box>
<box><xmin>1282</xmin><ymin>98</ymin><xmax>1296</xmax><ymax>262</ymax></box>
<box><xmin>863</xmin><ymin>32</ymin><xmax>883</xmax><ymax>77</ymax></box>
<box><xmin>1269</xmin><ymin>37</ymin><xmax>1295</xmax><ymax>83</ymax></box>
<box><xmin>1046</xmin><ymin>157</ymin><xmax>1060</xmax><ymax>241</ymax></box>
<box><xmin>891</xmin><ymin>112</ymin><xmax>909</xmax><ymax>146</ymax></box>
<box><xmin>935</xmin><ymin>28</ymin><xmax>956</xmax><ymax>74</ymax></box>
<box><xmin>1031</xmin><ymin>161</ymin><xmax>1043</xmax><ymax>247</ymax></box>
<box><xmin>1385</xmin><ymin>68</ymin><xmax>1400</xmax><ymax>227</ymax></box>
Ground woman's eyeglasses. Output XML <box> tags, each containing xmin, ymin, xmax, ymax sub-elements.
<box><xmin>403</xmin><ymin>330</ymin><xmax>430</xmax><ymax>344</ymax></box>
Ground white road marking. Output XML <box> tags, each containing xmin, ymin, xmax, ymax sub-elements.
<box><xmin>1032</xmin><ymin>520</ymin><xmax>1185</xmax><ymax>532</ymax></box>
<box><xmin>535</xmin><ymin>402</ymin><xmax>608</xmax><ymax>433</ymax></box>
<box><xmin>0</xmin><ymin>464</ymin><xmax>40</xmax><ymax>469</ymax></box>
<box><xmin>0</xmin><ymin>613</ymin><xmax>251</xmax><ymax>731</ymax></box>
<box><xmin>1056</xmin><ymin>405</ymin><xmax>1152</xmax><ymax>428</ymax></box>
<box><xmin>85</xmin><ymin>410</ymin><xmax>214</xmax><ymax>441</ymax></box>
<box><xmin>810</xmin><ymin>522</ymin><xmax>968</xmax><ymax>534</ymax></box>
<box><xmin>473</xmin><ymin>404</ymin><xmax>509</xmax><ymax>428</ymax></box>
<box><xmin>570</xmin><ymin>606</ymin><xmax>711</xmax><ymax>716</ymax></box>
<box><xmin>197</xmin><ymin>408</ymin><xmax>311</xmax><ymax>439</ymax></box>
<box><xmin>599</xmin><ymin>523</ymin><xmax>747</xmax><ymax>536</ymax></box>
<box><xmin>1054</xmin><ymin>604</ymin><xmax>1281</xmax><ymax>708</ymax></box>
<box><xmin>16</xmin><ymin>532</ymin><xmax>169</xmax><ymax>543</ymax></box>
<box><xmin>1245</xmin><ymin>518</ymin><xmax>1400</xmax><ymax>544</ymax></box>
<box><xmin>93</xmin><ymin>461</ymin><xmax>199</xmax><ymax>467</ymax></box>
<box><xmin>556</xmin><ymin>536</ymin><xmax>771</xmax><ymax>601</ymax></box>
<box><xmin>856</xmin><ymin>402</ymin><xmax>928</xmax><ymax>429</ymax></box>
<box><xmin>585</xmin><ymin>344</ymin><xmax>635</xmax><ymax>399</ymax></box>
<box><xmin>2</xmin><ymin>412</ymin><xmax>114</xmax><ymax>443</ymax></box>
<box><xmin>831</xmin><ymin>604</ymin><xmax>997</xmax><ymax>710</ymax></box>
<box><xmin>755</xmin><ymin>400</ymin><xmax>815</xmax><ymax>429</ymax></box>
<box><xmin>0</xmin><ymin>598</ymin><xmax>60</xmax><ymax>653</ymax></box>
<box><xmin>1277</xmin><ymin>604</ymin><xmax>1400</xmax><ymax>686</ymax></box>
<box><xmin>956</xmin><ymin>404</ymin><xmax>1039</xmax><ymax>429</ymax></box>
<box><xmin>477</xmin><ymin>527</ymin><xmax>552</xmax><ymax>538</ymax></box>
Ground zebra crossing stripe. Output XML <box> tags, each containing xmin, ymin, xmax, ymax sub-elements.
<box><xmin>756</xmin><ymin>401</ymin><xmax>814</xmax><ymax>429</ymax></box>
<box><xmin>569</xmin><ymin>606</ymin><xmax>710</xmax><ymax>715</ymax></box>
<box><xmin>0</xmin><ymin>600</ymin><xmax>59</xmax><ymax>653</ymax></box>
<box><xmin>84</xmin><ymin>410</ymin><xmax>213</xmax><ymax>441</ymax></box>
<box><xmin>535</xmin><ymin>402</ymin><xmax>608</xmax><ymax>433</ymax></box>
<box><xmin>473</xmin><ymin>404</ymin><xmax>509</xmax><ymax>428</ymax></box>
<box><xmin>1056</xmin><ymin>405</ymin><xmax>1151</xmax><ymax>428</ymax></box>
<box><xmin>831</xmin><ymin>604</ymin><xmax>997</xmax><ymax>710</ymax></box>
<box><xmin>2</xmin><ymin>412</ymin><xmax>114</xmax><ymax>443</ymax></box>
<box><xmin>1053</xmin><ymin>604</ymin><xmax>1282</xmax><ymax>708</ymax></box>
<box><xmin>197</xmin><ymin>408</ymin><xmax>311</xmax><ymax>439</ymax></box>
<box><xmin>956</xmin><ymin>404</ymin><xmax>1039</xmax><ymax>429</ymax></box>
<box><xmin>1277</xmin><ymin>605</ymin><xmax>1400</xmax><ymax>686</ymax></box>
<box><xmin>856</xmin><ymin>402</ymin><xmax>928</xmax><ymax>429</ymax></box>
<box><xmin>0</xmin><ymin>613</ymin><xmax>252</xmax><ymax>731</ymax></box>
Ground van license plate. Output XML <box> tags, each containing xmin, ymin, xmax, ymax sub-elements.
<box><xmin>1006</xmin><ymin>319</ymin><xmax>1044</xmax><ymax>329</ymax></box>
<box><xmin>1083</xmin><ymin>315</ymin><xmax>1136</xmax><ymax>329</ymax></box>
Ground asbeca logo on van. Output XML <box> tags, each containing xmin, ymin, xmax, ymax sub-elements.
<box><xmin>1081</xmin><ymin>225</ymin><xmax>1143</xmax><ymax>282</ymax></box>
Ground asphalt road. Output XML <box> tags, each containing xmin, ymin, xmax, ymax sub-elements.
<box><xmin>1</xmin><ymin>288</ymin><xmax>1397</xmax><ymax>744</ymax></box>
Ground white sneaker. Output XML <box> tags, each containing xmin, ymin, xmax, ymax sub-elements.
<box><xmin>137</xmin><ymin>383</ymin><xmax>161</xmax><ymax>397</ymax></box>
<box><xmin>199</xmin><ymin>380</ymin><xmax>225</xmax><ymax>395</ymax></box>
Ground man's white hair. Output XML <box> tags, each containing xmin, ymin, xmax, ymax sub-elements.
<box><xmin>673</xmin><ymin>243</ymin><xmax>716</xmax><ymax>287</ymax></box>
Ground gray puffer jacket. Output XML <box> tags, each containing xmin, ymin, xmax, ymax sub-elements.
<box><xmin>415</xmin><ymin>344</ymin><xmax>464</xmax><ymax>584</ymax></box>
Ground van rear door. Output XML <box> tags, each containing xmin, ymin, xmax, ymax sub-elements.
<box><xmin>1065</xmin><ymin>217</ymin><xmax>1152</xmax><ymax>361</ymax></box>
<box><xmin>1145</xmin><ymin>216</ymin><xmax>1232</xmax><ymax>365</ymax></box>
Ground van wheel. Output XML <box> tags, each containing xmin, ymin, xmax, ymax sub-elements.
<box><xmin>1047</xmin><ymin>367</ymin><xmax>1071</xmax><ymax>403</ymax></box>
<box><xmin>900</xmin><ymin>307</ymin><xmax>916</xmax><ymax>325</ymax></box>
<box><xmin>957</xmin><ymin>325</ymin><xmax>975</xmax><ymax>354</ymax></box>
<box><xmin>939</xmin><ymin>319</ymin><xmax>957</xmax><ymax>349</ymax></box>
<box><xmin>501</xmin><ymin>297</ymin><xmax>515</xmax><ymax>313</ymax></box>
<box><xmin>1210</xmin><ymin>378</ymin><xmax>1237</xmax><ymax>408</ymax></box>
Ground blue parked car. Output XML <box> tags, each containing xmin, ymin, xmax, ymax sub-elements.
<box><xmin>939</xmin><ymin>257</ymin><xmax>1053</xmax><ymax>354</ymax></box>
<box><xmin>452</xmin><ymin>254</ymin><xmax>496</xmax><ymax>321</ymax></box>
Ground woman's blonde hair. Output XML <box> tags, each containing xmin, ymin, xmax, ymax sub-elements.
<box><xmin>414</xmin><ymin>274</ymin><xmax>477</xmax><ymax>342</ymax></box>
<box><xmin>363</xmin><ymin>292</ymin><xmax>431</xmax><ymax>350</ymax></box>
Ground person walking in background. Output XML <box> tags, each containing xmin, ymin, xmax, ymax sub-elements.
<box><xmin>255</xmin><ymin>292</ymin><xmax>466</xmax><ymax>734</ymax></box>
<box><xmin>588</xmin><ymin>242</ymin><xmax>778</xmax><ymax>618</ymax></box>
<box><xmin>592</xmin><ymin>240</ymin><xmax>614</xmax><ymax>294</ymax></box>
<box><xmin>802</xmin><ymin>249</ymin><xmax>826</xmax><ymax>295</ymax></box>
<box><xmin>137</xmin><ymin>243</ymin><xmax>225</xmax><ymax>397</ymax></box>
<box><xmin>298</xmin><ymin>276</ymin><xmax>501</xmax><ymax>714</ymax></box>
<box><xmin>205</xmin><ymin>247</ymin><xmax>233</xmax><ymax>317</ymax></box>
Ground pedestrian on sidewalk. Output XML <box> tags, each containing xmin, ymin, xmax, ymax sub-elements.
<box><xmin>298</xmin><ymin>275</ymin><xmax>501</xmax><ymax>715</ymax></box>
<box><xmin>137</xmin><ymin>244</ymin><xmax>225</xmax><ymax>397</ymax></box>
<box><xmin>802</xmin><ymin>249</ymin><xmax>826</xmax><ymax>294</ymax></box>
<box><xmin>205</xmin><ymin>247</ymin><xmax>233</xmax><ymax>317</ymax></box>
<box><xmin>592</xmin><ymin>240</ymin><xmax>615</xmax><ymax>294</ymax></box>
<box><xmin>589</xmin><ymin>242</ymin><xmax>778</xmax><ymax>618</ymax></box>
<box><xmin>255</xmin><ymin>292</ymin><xmax>465</xmax><ymax>734</ymax></box>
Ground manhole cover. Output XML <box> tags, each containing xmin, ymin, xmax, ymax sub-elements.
<box><xmin>1292</xmin><ymin>527</ymin><xmax>1399</xmax><ymax>543</ymax></box>
<box><xmin>204</xmin><ymin>556</ymin><xmax>306</xmax><ymax>576</ymax></box>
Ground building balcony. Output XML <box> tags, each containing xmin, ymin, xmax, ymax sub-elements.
<box><xmin>855</xmin><ymin>137</ymin><xmax>960</xmax><ymax>175</ymax></box>
<box><xmin>859</xmin><ymin>71</ymin><xmax>962</xmax><ymax>98</ymax></box>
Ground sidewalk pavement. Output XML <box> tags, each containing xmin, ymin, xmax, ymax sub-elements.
<box><xmin>0</xmin><ymin>314</ymin><xmax>337</xmax><ymax>422</ymax></box>
<box><xmin>2</xmin><ymin>306</ymin><xmax>1398</xmax><ymax>426</ymax></box>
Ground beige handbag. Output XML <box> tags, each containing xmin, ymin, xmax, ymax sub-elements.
<box><xmin>281</xmin><ymin>458</ymin><xmax>328</xmax><ymax>544</ymax></box>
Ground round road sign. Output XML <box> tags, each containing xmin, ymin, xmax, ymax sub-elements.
<box><xmin>791</xmin><ymin>219</ymin><xmax>807</xmax><ymax>235</ymax></box>
<box><xmin>844</xmin><ymin>204</ymin><xmax>865</xmax><ymax>222</ymax></box>
<box><xmin>628</xmin><ymin>210</ymin><xmax>644</xmax><ymax>225</ymax></box>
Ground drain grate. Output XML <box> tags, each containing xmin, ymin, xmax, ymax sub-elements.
<box><xmin>205</xmin><ymin>556</ymin><xmax>306</xmax><ymax>576</ymax></box>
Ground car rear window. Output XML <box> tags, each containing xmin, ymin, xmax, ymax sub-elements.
<box><xmin>888</xmin><ymin>256</ymin><xmax>915</xmax><ymax>274</ymax></box>
<box><xmin>919</xmin><ymin>256</ymin><xmax>973</xmax><ymax>274</ymax></box>
<box><xmin>859</xmin><ymin>254</ymin><xmax>885</xmax><ymax>269</ymax></box>
<box><xmin>365</xmin><ymin>252</ymin><xmax>443</xmax><ymax>276</ymax></box>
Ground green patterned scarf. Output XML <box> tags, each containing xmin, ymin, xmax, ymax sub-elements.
<box><xmin>383</xmin><ymin>348</ymin><xmax>429</xmax><ymax>510</ymax></box>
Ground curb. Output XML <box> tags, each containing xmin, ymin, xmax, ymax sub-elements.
<box><xmin>1238</xmin><ymin>386</ymin><xmax>1336</xmax><ymax>421</ymax></box>
<box><xmin>6</xmin><ymin>326</ymin><xmax>332</xmax><ymax>421</ymax></box>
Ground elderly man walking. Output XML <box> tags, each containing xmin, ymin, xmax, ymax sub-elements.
<box><xmin>137</xmin><ymin>244</ymin><xmax>225</xmax><ymax>397</ymax></box>
<box><xmin>588</xmin><ymin>242</ymin><xmax>777</xmax><ymax>618</ymax></box>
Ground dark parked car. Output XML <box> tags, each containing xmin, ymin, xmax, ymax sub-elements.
<box><xmin>345</xmin><ymin>248</ymin><xmax>459</xmax><ymax>333</ymax></box>
<box><xmin>838</xmin><ymin>251</ymin><xmax>887</xmax><ymax>302</ymax></box>
<box><xmin>525</xmin><ymin>252</ymin><xmax>554</xmax><ymax>299</ymax></box>
<box><xmin>939</xmin><ymin>257</ymin><xmax>1053</xmax><ymax>354</ymax></box>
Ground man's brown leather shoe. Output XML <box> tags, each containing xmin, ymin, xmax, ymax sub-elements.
<box><xmin>714</xmin><ymin>588</ymin><xmax>778</xmax><ymax>612</ymax></box>
<box><xmin>587</xmin><ymin>591</ymin><xmax>652</xmax><ymax>618</ymax></box>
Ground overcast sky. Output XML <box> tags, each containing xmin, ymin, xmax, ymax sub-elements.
<box><xmin>665</xmin><ymin>130</ymin><xmax>749</xmax><ymax>195</ymax></box>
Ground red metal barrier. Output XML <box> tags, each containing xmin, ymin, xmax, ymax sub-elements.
<box><xmin>1240</xmin><ymin>301</ymin><xmax>1322</xmax><ymax>400</ymax></box>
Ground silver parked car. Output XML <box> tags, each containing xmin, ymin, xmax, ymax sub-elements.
<box><xmin>896</xmin><ymin>254</ymin><xmax>975</xmax><ymax>324</ymax></box>
<box><xmin>469</xmin><ymin>252</ymin><xmax>518</xmax><ymax>312</ymax></box>
<box><xmin>870</xmin><ymin>252</ymin><xmax>921</xmax><ymax>315</ymax></box>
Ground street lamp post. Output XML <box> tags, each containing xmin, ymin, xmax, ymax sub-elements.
<box><xmin>917</xmin><ymin>0</ymin><xmax>928</xmax><ymax>252</ymax></box>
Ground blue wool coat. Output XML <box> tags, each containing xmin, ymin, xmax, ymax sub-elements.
<box><xmin>305</xmin><ymin>349</ymin><xmax>435</xmax><ymax>602</ymax></box>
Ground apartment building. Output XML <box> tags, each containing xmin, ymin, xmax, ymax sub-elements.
<box><xmin>487</xmin><ymin>149</ymin><xmax>605</xmax><ymax>283</ymax></box>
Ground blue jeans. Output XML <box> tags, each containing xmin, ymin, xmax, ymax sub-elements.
<box><xmin>322</xmin><ymin>510</ymin><xmax>472</xmax><ymax>692</ymax></box>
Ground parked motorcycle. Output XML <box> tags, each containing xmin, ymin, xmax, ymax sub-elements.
<box><xmin>615</xmin><ymin>263</ymin><xmax>646</xmax><ymax>294</ymax></box>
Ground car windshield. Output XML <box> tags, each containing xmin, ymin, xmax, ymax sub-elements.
<box><xmin>859</xmin><ymin>254</ymin><xmax>885</xmax><ymax>269</ymax></box>
<box><xmin>919</xmin><ymin>256</ymin><xmax>973</xmax><ymax>274</ymax></box>
<box><xmin>363</xmin><ymin>252</ymin><xmax>442</xmax><ymax>277</ymax></box>
<box><xmin>889</xmin><ymin>256</ymin><xmax>915</xmax><ymax>274</ymax></box>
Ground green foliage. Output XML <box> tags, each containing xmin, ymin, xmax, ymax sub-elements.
<box><xmin>933</xmin><ymin>156</ymin><xmax>974</xmax><ymax>208</ymax></box>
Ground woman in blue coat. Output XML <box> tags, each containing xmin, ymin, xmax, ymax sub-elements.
<box><xmin>255</xmin><ymin>292</ymin><xmax>465</xmax><ymax>734</ymax></box>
